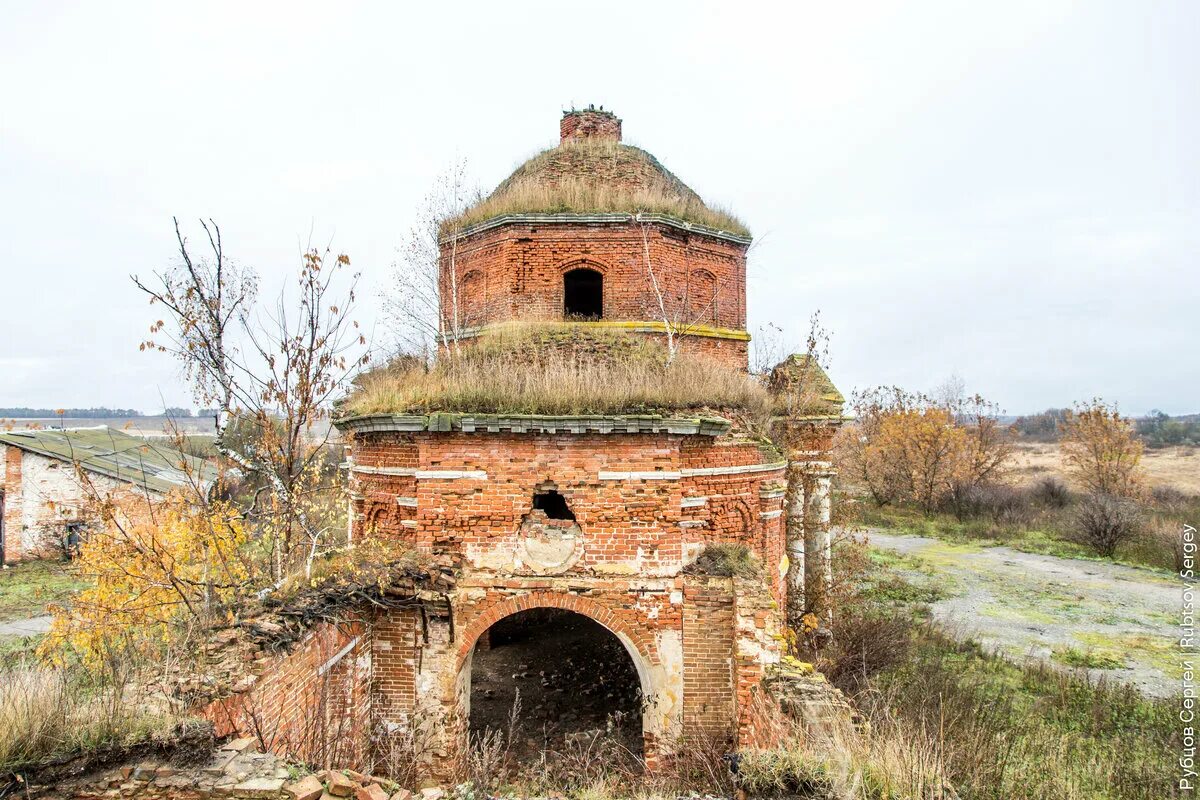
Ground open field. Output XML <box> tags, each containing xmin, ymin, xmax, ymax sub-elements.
<box><xmin>1011</xmin><ymin>440</ymin><xmax>1200</xmax><ymax>493</ymax></box>
<box><xmin>868</xmin><ymin>531</ymin><xmax>1181</xmax><ymax>697</ymax></box>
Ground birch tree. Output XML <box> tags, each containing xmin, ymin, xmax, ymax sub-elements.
<box><xmin>133</xmin><ymin>218</ymin><xmax>368</xmax><ymax>580</ymax></box>
<box><xmin>636</xmin><ymin>219</ymin><xmax>728</xmax><ymax>364</ymax></box>
<box><xmin>385</xmin><ymin>160</ymin><xmax>479</xmax><ymax>358</ymax></box>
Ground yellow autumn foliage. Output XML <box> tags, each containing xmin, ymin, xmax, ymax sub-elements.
<box><xmin>42</xmin><ymin>491</ymin><xmax>251</xmax><ymax>666</ymax></box>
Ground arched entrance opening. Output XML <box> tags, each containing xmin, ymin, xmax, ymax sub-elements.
<box><xmin>563</xmin><ymin>268</ymin><xmax>603</xmax><ymax>319</ymax></box>
<box><xmin>468</xmin><ymin>608</ymin><xmax>644</xmax><ymax>759</ymax></box>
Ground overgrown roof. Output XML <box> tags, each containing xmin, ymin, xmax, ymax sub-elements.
<box><xmin>767</xmin><ymin>354</ymin><xmax>846</xmax><ymax>418</ymax></box>
<box><xmin>340</xmin><ymin>323</ymin><xmax>770</xmax><ymax>419</ymax></box>
<box><xmin>0</xmin><ymin>426</ymin><xmax>217</xmax><ymax>495</ymax></box>
<box><xmin>446</xmin><ymin>139</ymin><xmax>750</xmax><ymax>239</ymax></box>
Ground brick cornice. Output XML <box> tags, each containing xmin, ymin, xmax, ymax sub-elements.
<box><xmin>457</xmin><ymin>320</ymin><xmax>752</xmax><ymax>343</ymax></box>
<box><xmin>334</xmin><ymin>413</ymin><xmax>732</xmax><ymax>437</ymax></box>
<box><xmin>441</xmin><ymin>212</ymin><xmax>753</xmax><ymax>246</ymax></box>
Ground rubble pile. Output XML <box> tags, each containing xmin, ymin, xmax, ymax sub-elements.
<box><xmin>35</xmin><ymin>738</ymin><xmax>451</xmax><ymax>800</ymax></box>
<box><xmin>169</xmin><ymin>548</ymin><xmax>451</xmax><ymax>708</ymax></box>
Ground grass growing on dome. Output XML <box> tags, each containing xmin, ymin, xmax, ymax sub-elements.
<box><xmin>443</xmin><ymin>140</ymin><xmax>750</xmax><ymax>238</ymax></box>
<box><xmin>342</xmin><ymin>322</ymin><xmax>770</xmax><ymax>418</ymax></box>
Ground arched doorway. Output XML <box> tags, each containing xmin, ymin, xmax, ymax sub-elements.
<box><xmin>467</xmin><ymin>608</ymin><xmax>644</xmax><ymax>760</ymax></box>
<box><xmin>563</xmin><ymin>268</ymin><xmax>603</xmax><ymax>319</ymax></box>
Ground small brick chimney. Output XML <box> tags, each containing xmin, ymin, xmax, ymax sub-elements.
<box><xmin>560</xmin><ymin>106</ymin><xmax>622</xmax><ymax>145</ymax></box>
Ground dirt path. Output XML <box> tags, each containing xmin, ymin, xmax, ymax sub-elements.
<box><xmin>0</xmin><ymin>614</ymin><xmax>52</xmax><ymax>637</ymax></box>
<box><xmin>868</xmin><ymin>531</ymin><xmax>1184</xmax><ymax>698</ymax></box>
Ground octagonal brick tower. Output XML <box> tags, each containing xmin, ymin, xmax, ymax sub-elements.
<box><xmin>204</xmin><ymin>108</ymin><xmax>820</xmax><ymax>783</ymax></box>
<box><xmin>440</xmin><ymin>106</ymin><xmax>753</xmax><ymax>368</ymax></box>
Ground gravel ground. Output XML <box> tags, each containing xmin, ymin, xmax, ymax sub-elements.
<box><xmin>868</xmin><ymin>530</ymin><xmax>1184</xmax><ymax>697</ymax></box>
<box><xmin>0</xmin><ymin>614</ymin><xmax>52</xmax><ymax>637</ymax></box>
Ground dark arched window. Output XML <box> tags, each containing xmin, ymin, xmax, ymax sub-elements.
<box><xmin>563</xmin><ymin>268</ymin><xmax>603</xmax><ymax>320</ymax></box>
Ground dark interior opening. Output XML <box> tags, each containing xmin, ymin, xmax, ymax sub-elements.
<box><xmin>470</xmin><ymin>608</ymin><xmax>643</xmax><ymax>760</ymax></box>
<box><xmin>532</xmin><ymin>490</ymin><xmax>575</xmax><ymax>521</ymax></box>
<box><xmin>563</xmin><ymin>268</ymin><xmax>603</xmax><ymax>319</ymax></box>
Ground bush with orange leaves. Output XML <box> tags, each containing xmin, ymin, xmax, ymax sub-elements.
<box><xmin>42</xmin><ymin>490</ymin><xmax>254</xmax><ymax>667</ymax></box>
<box><xmin>837</xmin><ymin>387</ymin><xmax>1012</xmax><ymax>513</ymax></box>
<box><xmin>1059</xmin><ymin>399</ymin><xmax>1146</xmax><ymax>499</ymax></box>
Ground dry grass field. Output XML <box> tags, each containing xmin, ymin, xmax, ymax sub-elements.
<box><xmin>1010</xmin><ymin>441</ymin><xmax>1200</xmax><ymax>494</ymax></box>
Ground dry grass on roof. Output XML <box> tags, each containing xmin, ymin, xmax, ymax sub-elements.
<box><xmin>342</xmin><ymin>323</ymin><xmax>770</xmax><ymax>418</ymax></box>
<box><xmin>445</xmin><ymin>140</ymin><xmax>750</xmax><ymax>238</ymax></box>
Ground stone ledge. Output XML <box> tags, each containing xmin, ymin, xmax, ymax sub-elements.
<box><xmin>457</xmin><ymin>319</ymin><xmax>753</xmax><ymax>343</ymax></box>
<box><xmin>335</xmin><ymin>413</ymin><xmax>731</xmax><ymax>437</ymax></box>
<box><xmin>442</xmin><ymin>211</ymin><xmax>753</xmax><ymax>246</ymax></box>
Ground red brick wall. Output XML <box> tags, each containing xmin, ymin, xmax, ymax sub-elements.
<box><xmin>2</xmin><ymin>446</ymin><xmax>22</xmax><ymax>563</ymax></box>
<box><xmin>372</xmin><ymin>608</ymin><xmax>421</xmax><ymax>719</ymax></box>
<box><xmin>442</xmin><ymin>220</ymin><xmax>748</xmax><ymax>362</ymax></box>
<box><xmin>682</xmin><ymin>578</ymin><xmax>735</xmax><ymax>740</ymax></box>
<box><xmin>201</xmin><ymin>619</ymin><xmax>372</xmax><ymax>770</ymax></box>
<box><xmin>560</xmin><ymin>110</ymin><xmax>622</xmax><ymax>144</ymax></box>
<box><xmin>348</xmin><ymin>431</ymin><xmax>782</xmax><ymax>578</ymax></box>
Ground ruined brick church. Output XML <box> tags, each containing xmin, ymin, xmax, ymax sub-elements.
<box><xmin>200</xmin><ymin>108</ymin><xmax>844</xmax><ymax>778</ymax></box>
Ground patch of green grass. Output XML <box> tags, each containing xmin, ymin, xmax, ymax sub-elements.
<box><xmin>977</xmin><ymin>602</ymin><xmax>1059</xmax><ymax>626</ymax></box>
<box><xmin>1074</xmin><ymin>631</ymin><xmax>1182</xmax><ymax>680</ymax></box>
<box><xmin>859</xmin><ymin>548</ymin><xmax>952</xmax><ymax>613</ymax></box>
<box><xmin>0</xmin><ymin>633</ymin><xmax>44</xmax><ymax>667</ymax></box>
<box><xmin>0</xmin><ymin>561</ymin><xmax>85</xmax><ymax>622</ymax></box>
<box><xmin>1053</xmin><ymin>645</ymin><xmax>1128</xmax><ymax>670</ymax></box>
<box><xmin>859</xmin><ymin>503</ymin><xmax>1178</xmax><ymax>575</ymax></box>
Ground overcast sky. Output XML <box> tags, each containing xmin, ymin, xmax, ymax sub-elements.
<box><xmin>2</xmin><ymin>1</ymin><xmax>1196</xmax><ymax>416</ymax></box>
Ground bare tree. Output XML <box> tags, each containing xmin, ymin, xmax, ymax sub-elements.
<box><xmin>133</xmin><ymin>218</ymin><xmax>368</xmax><ymax>580</ymax></box>
<box><xmin>385</xmin><ymin>161</ymin><xmax>479</xmax><ymax>359</ymax></box>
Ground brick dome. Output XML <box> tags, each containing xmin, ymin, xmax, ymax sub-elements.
<box><xmin>440</xmin><ymin>107</ymin><xmax>753</xmax><ymax>369</ymax></box>
<box><xmin>449</xmin><ymin>108</ymin><xmax>749</xmax><ymax>238</ymax></box>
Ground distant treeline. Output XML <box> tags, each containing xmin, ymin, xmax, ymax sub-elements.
<box><xmin>1011</xmin><ymin>408</ymin><xmax>1200</xmax><ymax>447</ymax></box>
<box><xmin>0</xmin><ymin>406</ymin><xmax>220</xmax><ymax>419</ymax></box>
<box><xmin>0</xmin><ymin>407</ymin><xmax>144</xmax><ymax>418</ymax></box>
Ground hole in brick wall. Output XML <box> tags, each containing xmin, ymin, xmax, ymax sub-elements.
<box><xmin>532</xmin><ymin>489</ymin><xmax>575</xmax><ymax>521</ymax></box>
<box><xmin>470</xmin><ymin>608</ymin><xmax>643</xmax><ymax>761</ymax></box>
<box><xmin>563</xmin><ymin>268</ymin><xmax>603</xmax><ymax>319</ymax></box>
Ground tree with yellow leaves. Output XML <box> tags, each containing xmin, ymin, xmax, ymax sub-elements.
<box><xmin>43</xmin><ymin>489</ymin><xmax>252</xmax><ymax>666</ymax></box>
<box><xmin>1060</xmin><ymin>399</ymin><xmax>1146</xmax><ymax>499</ymax></box>
<box><xmin>838</xmin><ymin>386</ymin><xmax>1012</xmax><ymax>513</ymax></box>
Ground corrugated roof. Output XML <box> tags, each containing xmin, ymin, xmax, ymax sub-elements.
<box><xmin>0</xmin><ymin>426</ymin><xmax>217</xmax><ymax>495</ymax></box>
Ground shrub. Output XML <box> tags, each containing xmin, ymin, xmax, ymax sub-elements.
<box><xmin>1060</xmin><ymin>400</ymin><xmax>1146</xmax><ymax>498</ymax></box>
<box><xmin>1150</xmin><ymin>484</ymin><xmax>1194</xmax><ymax>512</ymax></box>
<box><xmin>823</xmin><ymin>612</ymin><xmax>915</xmax><ymax>693</ymax></box>
<box><xmin>836</xmin><ymin>387</ymin><xmax>1013</xmax><ymax>513</ymax></box>
<box><xmin>684</xmin><ymin>543</ymin><xmax>759</xmax><ymax>578</ymax></box>
<box><xmin>1030</xmin><ymin>476</ymin><xmax>1072</xmax><ymax>508</ymax></box>
<box><xmin>1075</xmin><ymin>492</ymin><xmax>1143</xmax><ymax>558</ymax></box>
<box><xmin>941</xmin><ymin>482</ymin><xmax>1032</xmax><ymax>524</ymax></box>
